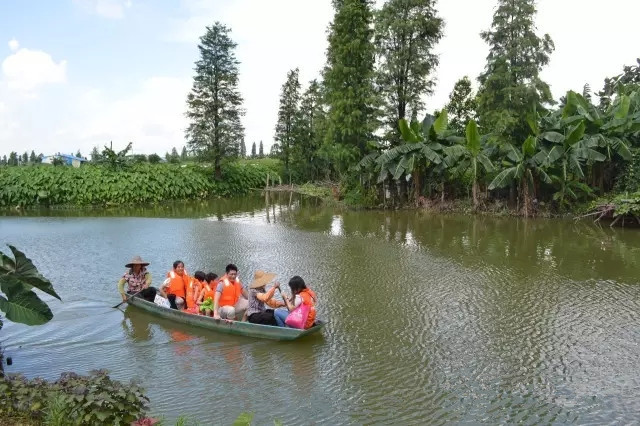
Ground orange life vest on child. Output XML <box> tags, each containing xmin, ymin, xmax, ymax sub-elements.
<box><xmin>186</xmin><ymin>278</ymin><xmax>203</xmax><ymax>309</ymax></box>
<box><xmin>202</xmin><ymin>283</ymin><xmax>216</xmax><ymax>302</ymax></box>
<box><xmin>218</xmin><ymin>276</ymin><xmax>242</xmax><ymax>307</ymax></box>
<box><xmin>299</xmin><ymin>288</ymin><xmax>317</xmax><ymax>329</ymax></box>
<box><xmin>166</xmin><ymin>270</ymin><xmax>189</xmax><ymax>299</ymax></box>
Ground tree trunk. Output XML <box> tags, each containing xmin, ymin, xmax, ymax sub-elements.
<box><xmin>215</xmin><ymin>157</ymin><xmax>222</xmax><ymax>179</ymax></box>
<box><xmin>412</xmin><ymin>169</ymin><xmax>422</xmax><ymax>205</ymax></box>
<box><xmin>521</xmin><ymin>179</ymin><xmax>533</xmax><ymax>218</ymax></box>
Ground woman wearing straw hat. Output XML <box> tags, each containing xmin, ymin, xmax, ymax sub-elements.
<box><xmin>246</xmin><ymin>270</ymin><xmax>286</xmax><ymax>325</ymax></box>
<box><xmin>117</xmin><ymin>255</ymin><xmax>153</xmax><ymax>302</ymax></box>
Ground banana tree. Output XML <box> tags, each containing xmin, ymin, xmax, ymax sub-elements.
<box><xmin>443</xmin><ymin>120</ymin><xmax>494</xmax><ymax>209</ymax></box>
<box><xmin>535</xmin><ymin>117</ymin><xmax>606</xmax><ymax>208</ymax></box>
<box><xmin>489</xmin><ymin>136</ymin><xmax>551</xmax><ymax>217</ymax></box>
<box><xmin>560</xmin><ymin>90</ymin><xmax>636</xmax><ymax>191</ymax></box>
<box><xmin>369</xmin><ymin>110</ymin><xmax>449</xmax><ymax>201</ymax></box>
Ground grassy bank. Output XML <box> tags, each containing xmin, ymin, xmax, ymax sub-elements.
<box><xmin>0</xmin><ymin>159</ymin><xmax>280</xmax><ymax>208</ymax></box>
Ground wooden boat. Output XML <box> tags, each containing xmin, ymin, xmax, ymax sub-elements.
<box><xmin>127</xmin><ymin>296</ymin><xmax>325</xmax><ymax>341</ymax></box>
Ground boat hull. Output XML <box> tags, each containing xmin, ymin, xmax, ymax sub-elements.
<box><xmin>127</xmin><ymin>297</ymin><xmax>324</xmax><ymax>341</ymax></box>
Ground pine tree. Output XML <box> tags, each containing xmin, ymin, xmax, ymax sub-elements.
<box><xmin>22</xmin><ymin>152</ymin><xmax>28</xmax><ymax>164</ymax></box>
<box><xmin>375</xmin><ymin>0</ymin><xmax>443</xmax><ymax>146</ymax></box>
<box><xmin>446</xmin><ymin>76</ymin><xmax>478</xmax><ymax>133</ymax></box>
<box><xmin>36</xmin><ymin>153</ymin><xmax>43</xmax><ymax>163</ymax></box>
<box><xmin>186</xmin><ymin>23</ymin><xmax>245</xmax><ymax>178</ymax></box>
<box><xmin>75</xmin><ymin>150</ymin><xmax>82</xmax><ymax>158</ymax></box>
<box><xmin>476</xmin><ymin>0</ymin><xmax>554</xmax><ymax>143</ymax></box>
<box><xmin>240</xmin><ymin>139</ymin><xmax>246</xmax><ymax>158</ymax></box>
<box><xmin>90</xmin><ymin>146</ymin><xmax>102</xmax><ymax>162</ymax></box>
<box><xmin>274</xmin><ymin>68</ymin><xmax>301</xmax><ymax>180</ymax></box>
<box><xmin>8</xmin><ymin>152</ymin><xmax>18</xmax><ymax>166</ymax></box>
<box><xmin>29</xmin><ymin>150</ymin><xmax>36</xmax><ymax>163</ymax></box>
<box><xmin>1</xmin><ymin>155</ymin><xmax>7</xmax><ymax>166</ymax></box>
<box><xmin>294</xmin><ymin>79</ymin><xmax>325</xmax><ymax>180</ymax></box>
<box><xmin>170</xmin><ymin>147</ymin><xmax>180</xmax><ymax>163</ymax></box>
<box><xmin>181</xmin><ymin>146</ymin><xmax>188</xmax><ymax>161</ymax></box>
<box><xmin>251</xmin><ymin>141</ymin><xmax>257</xmax><ymax>158</ymax></box>
<box><xmin>323</xmin><ymin>0</ymin><xmax>378</xmax><ymax>160</ymax></box>
<box><xmin>259</xmin><ymin>141</ymin><xmax>264</xmax><ymax>158</ymax></box>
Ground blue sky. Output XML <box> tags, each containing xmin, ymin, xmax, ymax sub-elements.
<box><xmin>0</xmin><ymin>0</ymin><xmax>639</xmax><ymax>156</ymax></box>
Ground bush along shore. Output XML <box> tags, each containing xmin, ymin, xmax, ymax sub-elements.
<box><xmin>0</xmin><ymin>160</ymin><xmax>280</xmax><ymax>208</ymax></box>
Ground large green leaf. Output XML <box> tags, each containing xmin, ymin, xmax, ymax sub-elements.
<box><xmin>432</xmin><ymin>109</ymin><xmax>448</xmax><ymax>137</ymax></box>
<box><xmin>538</xmin><ymin>169</ymin><xmax>552</xmax><ymax>185</ymax></box>
<box><xmin>566</xmin><ymin>121</ymin><xmax>586</xmax><ymax>145</ymax></box>
<box><xmin>477</xmin><ymin>153</ymin><xmax>494</xmax><ymax>172</ymax></box>
<box><xmin>522</xmin><ymin>136</ymin><xmax>537</xmax><ymax>157</ymax></box>
<box><xmin>465</xmin><ymin>120</ymin><xmax>481</xmax><ymax>155</ymax></box>
<box><xmin>0</xmin><ymin>290</ymin><xmax>53</xmax><ymax>325</ymax></box>
<box><xmin>504</xmin><ymin>144</ymin><xmax>522</xmax><ymax>163</ymax></box>
<box><xmin>443</xmin><ymin>145</ymin><xmax>467</xmax><ymax>159</ymax></box>
<box><xmin>1</xmin><ymin>245</ymin><xmax>61</xmax><ymax>300</ymax></box>
<box><xmin>610</xmin><ymin>137</ymin><xmax>632</xmax><ymax>160</ymax></box>
<box><xmin>541</xmin><ymin>131</ymin><xmax>564</xmax><ymax>143</ymax></box>
<box><xmin>527</xmin><ymin>113</ymin><xmax>540</xmax><ymax>136</ymax></box>
<box><xmin>562</xmin><ymin>91</ymin><xmax>578</xmax><ymax>118</ymax></box>
<box><xmin>398</xmin><ymin>119</ymin><xmax>419</xmax><ymax>143</ymax></box>
<box><xmin>488</xmin><ymin>167</ymin><xmax>517</xmax><ymax>190</ymax></box>
<box><xmin>421</xmin><ymin>144</ymin><xmax>442</xmax><ymax>164</ymax></box>
<box><xmin>615</xmin><ymin>95</ymin><xmax>631</xmax><ymax>119</ymax></box>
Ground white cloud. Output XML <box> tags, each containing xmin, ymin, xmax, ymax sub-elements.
<box><xmin>74</xmin><ymin>0</ymin><xmax>132</xmax><ymax>19</ymax></box>
<box><xmin>8</xmin><ymin>39</ymin><xmax>19</xmax><ymax>51</ymax></box>
<box><xmin>1</xmin><ymin>44</ymin><xmax>67</xmax><ymax>94</ymax></box>
<box><xmin>60</xmin><ymin>77</ymin><xmax>191</xmax><ymax>155</ymax></box>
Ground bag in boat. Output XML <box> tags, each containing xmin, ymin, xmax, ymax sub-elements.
<box><xmin>154</xmin><ymin>294</ymin><xmax>171</xmax><ymax>308</ymax></box>
<box><xmin>285</xmin><ymin>302</ymin><xmax>310</xmax><ymax>329</ymax></box>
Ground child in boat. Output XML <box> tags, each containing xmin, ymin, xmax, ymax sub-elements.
<box><xmin>198</xmin><ymin>272</ymin><xmax>218</xmax><ymax>317</ymax></box>
<box><xmin>185</xmin><ymin>271</ymin><xmax>206</xmax><ymax>314</ymax></box>
<box><xmin>274</xmin><ymin>276</ymin><xmax>317</xmax><ymax>329</ymax></box>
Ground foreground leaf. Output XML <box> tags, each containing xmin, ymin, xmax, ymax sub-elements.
<box><xmin>0</xmin><ymin>245</ymin><xmax>61</xmax><ymax>300</ymax></box>
<box><xmin>0</xmin><ymin>290</ymin><xmax>53</xmax><ymax>325</ymax></box>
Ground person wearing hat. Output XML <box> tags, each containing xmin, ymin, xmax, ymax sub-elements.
<box><xmin>117</xmin><ymin>256</ymin><xmax>153</xmax><ymax>302</ymax></box>
<box><xmin>246</xmin><ymin>270</ymin><xmax>286</xmax><ymax>326</ymax></box>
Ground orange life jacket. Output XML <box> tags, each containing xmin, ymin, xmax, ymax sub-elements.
<box><xmin>202</xmin><ymin>283</ymin><xmax>216</xmax><ymax>302</ymax></box>
<box><xmin>299</xmin><ymin>289</ymin><xmax>317</xmax><ymax>329</ymax></box>
<box><xmin>218</xmin><ymin>275</ymin><xmax>242</xmax><ymax>307</ymax></box>
<box><xmin>186</xmin><ymin>278</ymin><xmax>203</xmax><ymax>309</ymax></box>
<box><xmin>166</xmin><ymin>270</ymin><xmax>189</xmax><ymax>299</ymax></box>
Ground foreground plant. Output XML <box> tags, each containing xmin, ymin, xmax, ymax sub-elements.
<box><xmin>0</xmin><ymin>245</ymin><xmax>61</xmax><ymax>331</ymax></box>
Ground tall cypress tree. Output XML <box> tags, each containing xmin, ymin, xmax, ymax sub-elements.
<box><xmin>186</xmin><ymin>22</ymin><xmax>245</xmax><ymax>177</ymax></box>
<box><xmin>29</xmin><ymin>150</ymin><xmax>36</xmax><ymax>163</ymax></box>
<box><xmin>294</xmin><ymin>79</ymin><xmax>325</xmax><ymax>180</ymax></box>
<box><xmin>240</xmin><ymin>139</ymin><xmax>246</xmax><ymax>158</ymax></box>
<box><xmin>323</xmin><ymin>0</ymin><xmax>378</xmax><ymax>159</ymax></box>
<box><xmin>251</xmin><ymin>142</ymin><xmax>257</xmax><ymax>158</ymax></box>
<box><xmin>274</xmin><ymin>68</ymin><xmax>301</xmax><ymax>179</ymax></box>
<box><xmin>375</xmin><ymin>0</ymin><xmax>443</xmax><ymax>146</ymax></box>
<box><xmin>476</xmin><ymin>0</ymin><xmax>554</xmax><ymax>143</ymax></box>
<box><xmin>259</xmin><ymin>141</ymin><xmax>264</xmax><ymax>158</ymax></box>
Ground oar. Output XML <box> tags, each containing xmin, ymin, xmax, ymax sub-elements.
<box><xmin>113</xmin><ymin>289</ymin><xmax>144</xmax><ymax>309</ymax></box>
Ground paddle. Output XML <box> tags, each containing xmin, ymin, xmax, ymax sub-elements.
<box><xmin>112</xmin><ymin>288</ymin><xmax>144</xmax><ymax>309</ymax></box>
<box><xmin>277</xmin><ymin>287</ymin><xmax>292</xmax><ymax>312</ymax></box>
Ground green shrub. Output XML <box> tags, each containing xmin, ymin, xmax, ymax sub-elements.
<box><xmin>0</xmin><ymin>370</ymin><xmax>149</xmax><ymax>425</ymax></box>
<box><xmin>0</xmin><ymin>161</ymin><xmax>281</xmax><ymax>207</ymax></box>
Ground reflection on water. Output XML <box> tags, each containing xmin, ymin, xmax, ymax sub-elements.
<box><xmin>1</xmin><ymin>193</ymin><xmax>640</xmax><ymax>424</ymax></box>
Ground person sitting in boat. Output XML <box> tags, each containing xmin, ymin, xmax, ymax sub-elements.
<box><xmin>198</xmin><ymin>273</ymin><xmax>218</xmax><ymax>317</ymax></box>
<box><xmin>185</xmin><ymin>270</ymin><xmax>206</xmax><ymax>314</ymax></box>
<box><xmin>246</xmin><ymin>270</ymin><xmax>285</xmax><ymax>326</ymax></box>
<box><xmin>161</xmin><ymin>260</ymin><xmax>190</xmax><ymax>310</ymax></box>
<box><xmin>213</xmin><ymin>264</ymin><xmax>249</xmax><ymax>321</ymax></box>
<box><xmin>274</xmin><ymin>276</ymin><xmax>317</xmax><ymax>329</ymax></box>
<box><xmin>117</xmin><ymin>256</ymin><xmax>155</xmax><ymax>302</ymax></box>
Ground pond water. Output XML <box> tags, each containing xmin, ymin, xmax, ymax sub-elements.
<box><xmin>1</xmin><ymin>193</ymin><xmax>640</xmax><ymax>424</ymax></box>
